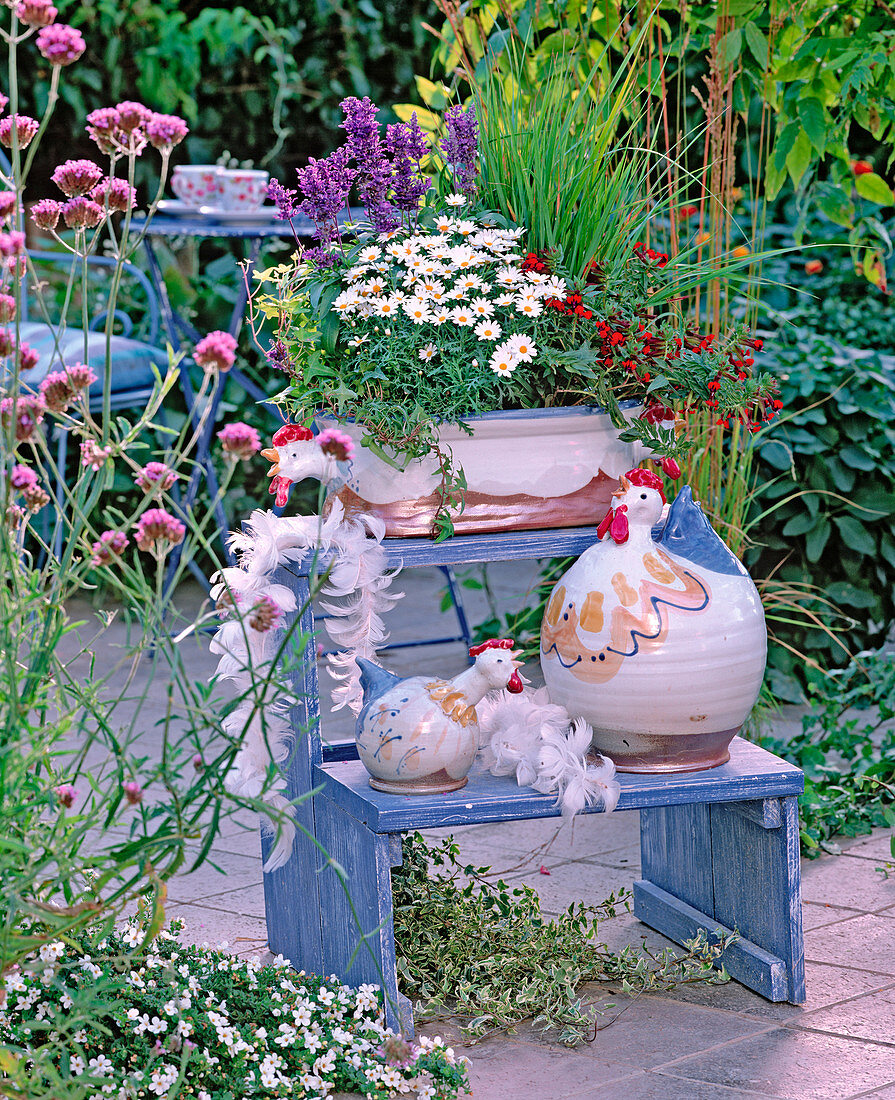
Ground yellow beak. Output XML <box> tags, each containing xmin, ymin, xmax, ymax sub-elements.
<box><xmin>260</xmin><ymin>447</ymin><xmax>279</xmax><ymax>477</ymax></box>
<box><xmin>612</xmin><ymin>474</ymin><xmax>632</xmax><ymax>500</ymax></box>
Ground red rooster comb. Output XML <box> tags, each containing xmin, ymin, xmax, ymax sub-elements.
<box><xmin>624</xmin><ymin>467</ymin><xmax>666</xmax><ymax>503</ymax></box>
<box><xmin>271</xmin><ymin>424</ymin><xmax>314</xmax><ymax>446</ymax></box>
<box><xmin>469</xmin><ymin>638</ymin><xmax>515</xmax><ymax>658</ymax></box>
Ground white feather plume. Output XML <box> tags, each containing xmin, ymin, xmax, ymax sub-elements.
<box><xmin>478</xmin><ymin>687</ymin><xmax>621</xmax><ymax>818</ymax></box>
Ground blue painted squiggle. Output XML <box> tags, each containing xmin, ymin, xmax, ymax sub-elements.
<box><xmin>607</xmin><ymin>570</ymin><xmax>710</xmax><ymax>658</ymax></box>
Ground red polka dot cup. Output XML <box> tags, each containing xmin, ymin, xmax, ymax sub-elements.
<box><xmin>216</xmin><ymin>169</ymin><xmax>269</xmax><ymax>212</ymax></box>
<box><xmin>171</xmin><ymin>165</ymin><xmax>222</xmax><ymax>206</ymax></box>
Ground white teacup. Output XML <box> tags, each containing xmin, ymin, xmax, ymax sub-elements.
<box><xmin>216</xmin><ymin>169</ymin><xmax>270</xmax><ymax>212</ymax></box>
<box><xmin>171</xmin><ymin>165</ymin><xmax>221</xmax><ymax>206</ymax></box>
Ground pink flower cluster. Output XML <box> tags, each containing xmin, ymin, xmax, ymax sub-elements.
<box><xmin>134</xmin><ymin>508</ymin><xmax>185</xmax><ymax>553</ymax></box>
<box><xmin>36</xmin><ymin>23</ymin><xmax>85</xmax><ymax>66</ymax></box>
<box><xmin>38</xmin><ymin>363</ymin><xmax>96</xmax><ymax>411</ymax></box>
<box><xmin>10</xmin><ymin>463</ymin><xmax>49</xmax><ymax>512</ymax></box>
<box><xmin>0</xmin><ymin>192</ymin><xmax>17</xmax><ymax>220</ymax></box>
<box><xmin>79</xmin><ymin>440</ymin><xmax>111</xmax><ymax>471</ymax></box>
<box><xmin>0</xmin><ymin>393</ymin><xmax>45</xmax><ymax>442</ymax></box>
<box><xmin>316</xmin><ymin>426</ymin><xmax>355</xmax><ymax>462</ymax></box>
<box><xmin>54</xmin><ymin>784</ymin><xmax>78</xmax><ymax>808</ymax></box>
<box><xmin>18</xmin><ymin>0</ymin><xmax>58</xmax><ymax>27</ymax></box>
<box><xmin>91</xmin><ymin>529</ymin><xmax>128</xmax><ymax>566</ymax></box>
<box><xmin>0</xmin><ymin>115</ymin><xmax>40</xmax><ymax>149</ymax></box>
<box><xmin>85</xmin><ymin>102</ymin><xmax>188</xmax><ymax>158</ymax></box>
<box><xmin>194</xmin><ymin>330</ymin><xmax>237</xmax><ymax>373</ymax></box>
<box><xmin>0</xmin><ymin>231</ymin><xmax>25</xmax><ymax>257</ymax></box>
<box><xmin>248</xmin><ymin>595</ymin><xmax>284</xmax><ymax>633</ymax></box>
<box><xmin>90</xmin><ymin>177</ymin><xmax>136</xmax><ymax>213</ymax></box>
<box><xmin>134</xmin><ymin>461</ymin><xmax>178</xmax><ymax>493</ymax></box>
<box><xmin>217</xmin><ymin>421</ymin><xmax>261</xmax><ymax>461</ymax></box>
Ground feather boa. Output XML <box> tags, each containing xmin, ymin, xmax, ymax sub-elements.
<box><xmin>478</xmin><ymin>687</ymin><xmax>621</xmax><ymax>817</ymax></box>
<box><xmin>209</xmin><ymin>499</ymin><xmax>400</xmax><ymax>871</ymax></box>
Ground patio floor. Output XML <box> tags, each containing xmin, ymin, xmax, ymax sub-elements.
<box><xmin>68</xmin><ymin>563</ymin><xmax>895</xmax><ymax>1100</ymax></box>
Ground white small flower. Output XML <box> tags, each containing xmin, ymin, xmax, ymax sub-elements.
<box><xmin>70</xmin><ymin>1055</ymin><xmax>85</xmax><ymax>1076</ymax></box>
<box><xmin>39</xmin><ymin>942</ymin><xmax>65</xmax><ymax>963</ymax></box>
<box><xmin>495</xmin><ymin>266</ymin><xmax>522</xmax><ymax>288</ymax></box>
<box><xmin>347</xmin><ymin>334</ymin><xmax>368</xmax><ymax>349</ymax></box>
<box><xmin>506</xmin><ymin>333</ymin><xmax>538</xmax><ymax>361</ymax></box>
<box><xmin>61</xmin><ymin>992</ymin><xmax>73</xmax><ymax>1010</ymax></box>
<box><xmin>514</xmin><ymin>295</ymin><xmax>543</xmax><ymax>317</ymax></box>
<box><xmin>455</xmin><ymin>219</ymin><xmax>476</xmax><ymax>236</ymax></box>
<box><xmin>450</xmin><ymin>306</ymin><xmax>474</xmax><ymax>327</ymax></box>
<box><xmin>495</xmin><ymin>291</ymin><xmax>516</xmax><ymax>307</ymax></box>
<box><xmin>418</xmin><ymin>343</ymin><xmax>437</xmax><ymax>362</ymax></box>
<box><xmin>445</xmin><ymin>193</ymin><xmax>467</xmax><ymax>207</ymax></box>
<box><xmin>372</xmin><ymin>295</ymin><xmax>401</xmax><ymax>317</ymax></box>
<box><xmin>344</xmin><ymin>263</ymin><xmax>368</xmax><ymax>282</ymax></box>
<box><xmin>434</xmin><ymin>215</ymin><xmax>455</xmax><ymax>233</ymax></box>
<box><xmin>489</xmin><ymin>348</ymin><xmax>518</xmax><ymax>377</ymax></box>
<box><xmin>403</xmin><ymin>297</ymin><xmax>433</xmax><ymax>324</ymax></box>
<box><xmin>88</xmin><ymin>1054</ymin><xmax>113</xmax><ymax>1077</ymax></box>
<box><xmin>358</xmin><ymin>245</ymin><xmax>381</xmax><ymax>263</ymax></box>
<box><xmin>469</xmin><ymin>295</ymin><xmax>494</xmax><ymax>317</ymax></box>
<box><xmin>430</xmin><ymin>308</ymin><xmax>450</xmax><ymax>326</ymax></box>
<box><xmin>120</xmin><ymin>924</ymin><xmax>141</xmax><ymax>948</ymax></box>
<box><xmin>475</xmin><ymin>320</ymin><xmax>502</xmax><ymax>341</ymax></box>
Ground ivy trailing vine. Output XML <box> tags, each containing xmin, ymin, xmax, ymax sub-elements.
<box><xmin>392</xmin><ymin>832</ymin><xmax>738</xmax><ymax>1047</ymax></box>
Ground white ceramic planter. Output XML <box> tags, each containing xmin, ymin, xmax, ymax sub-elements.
<box><xmin>541</xmin><ymin>482</ymin><xmax>767</xmax><ymax>773</ymax></box>
<box><xmin>321</xmin><ymin>406</ymin><xmax>649</xmax><ymax>537</ymax></box>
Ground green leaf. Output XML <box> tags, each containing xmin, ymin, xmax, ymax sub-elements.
<box><xmin>786</xmin><ymin>130</ymin><xmax>813</xmax><ymax>187</ymax></box>
<box><xmin>816</xmin><ymin>184</ymin><xmax>855</xmax><ymax>228</ymax></box>
<box><xmin>797</xmin><ymin>97</ymin><xmax>827</xmax><ymax>154</ymax></box>
<box><xmin>782</xmin><ymin>512</ymin><xmax>817</xmax><ymax>536</ymax></box>
<box><xmin>833</xmin><ymin>515</ymin><xmax>877</xmax><ymax>556</ymax></box>
<box><xmin>825</xmin><ymin>580</ymin><xmax>878</xmax><ymax>608</ymax></box>
<box><xmin>717</xmin><ymin>28</ymin><xmax>743</xmax><ymax>66</ymax></box>
<box><xmin>855</xmin><ymin>173</ymin><xmax>895</xmax><ymax>207</ymax></box>
<box><xmin>805</xmin><ymin>520</ymin><xmax>831</xmax><ymax>563</ymax></box>
<box><xmin>838</xmin><ymin>445</ymin><xmax>878</xmax><ymax>472</ymax></box>
<box><xmin>743</xmin><ymin>22</ymin><xmax>768</xmax><ymax>66</ymax></box>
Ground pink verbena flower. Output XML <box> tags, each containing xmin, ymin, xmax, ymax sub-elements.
<box><xmin>316</xmin><ymin>426</ymin><xmax>355</xmax><ymax>462</ymax></box>
<box><xmin>248</xmin><ymin>595</ymin><xmax>284</xmax><ymax>633</ymax></box>
<box><xmin>17</xmin><ymin>343</ymin><xmax>39</xmax><ymax>372</ymax></box>
<box><xmin>115</xmin><ymin>102</ymin><xmax>151</xmax><ymax>131</ymax></box>
<box><xmin>90</xmin><ymin>177</ymin><xmax>136</xmax><ymax>213</ymax></box>
<box><xmin>134</xmin><ymin>508</ymin><xmax>186</xmax><ymax>553</ymax></box>
<box><xmin>10</xmin><ymin>464</ymin><xmax>37</xmax><ymax>491</ymax></box>
<box><xmin>145</xmin><ymin>113</ymin><xmax>188</xmax><ymax>151</ymax></box>
<box><xmin>62</xmin><ymin>196</ymin><xmax>104</xmax><ymax>229</ymax></box>
<box><xmin>217</xmin><ymin>421</ymin><xmax>261</xmax><ymax>461</ymax></box>
<box><xmin>22</xmin><ymin>480</ymin><xmax>50</xmax><ymax>512</ymax></box>
<box><xmin>6</xmin><ymin>503</ymin><xmax>25</xmax><ymax>528</ymax></box>
<box><xmin>0</xmin><ymin>115</ymin><xmax>40</xmax><ymax>149</ymax></box>
<box><xmin>17</xmin><ymin>0</ymin><xmax>57</xmax><ymax>27</ymax></box>
<box><xmin>39</xmin><ymin>363</ymin><xmax>96</xmax><ymax>411</ymax></box>
<box><xmin>52</xmin><ymin>158</ymin><xmax>104</xmax><ymax>198</ymax></box>
<box><xmin>54</xmin><ymin>784</ymin><xmax>78</xmax><ymax>808</ymax></box>
<box><xmin>0</xmin><ymin>394</ymin><xmax>45</xmax><ymax>442</ymax></box>
<box><xmin>0</xmin><ymin>96</ymin><xmax>6</xmax><ymax>114</ymax></box>
<box><xmin>134</xmin><ymin>461</ymin><xmax>177</xmax><ymax>493</ymax></box>
<box><xmin>0</xmin><ymin>192</ymin><xmax>17</xmax><ymax>219</ymax></box>
<box><xmin>91</xmin><ymin>529</ymin><xmax>128</xmax><ymax>566</ymax></box>
<box><xmin>123</xmin><ymin>781</ymin><xmax>143</xmax><ymax>805</ymax></box>
<box><xmin>0</xmin><ymin>231</ymin><xmax>25</xmax><ymax>257</ymax></box>
<box><xmin>194</xmin><ymin>330</ymin><xmax>237</xmax><ymax>372</ymax></box>
<box><xmin>0</xmin><ymin>294</ymin><xmax>15</xmax><ymax>323</ymax></box>
<box><xmin>36</xmin><ymin>23</ymin><xmax>85</xmax><ymax>65</ymax></box>
<box><xmin>80</xmin><ymin>440</ymin><xmax>111</xmax><ymax>471</ymax></box>
<box><xmin>85</xmin><ymin>107</ymin><xmax>120</xmax><ymax>154</ymax></box>
<box><xmin>30</xmin><ymin>198</ymin><xmax>63</xmax><ymax>231</ymax></box>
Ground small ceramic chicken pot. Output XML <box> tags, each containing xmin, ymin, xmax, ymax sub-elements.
<box><xmin>355</xmin><ymin>640</ymin><xmax>524</xmax><ymax>793</ymax></box>
<box><xmin>541</xmin><ymin>468</ymin><xmax>767</xmax><ymax>773</ymax></box>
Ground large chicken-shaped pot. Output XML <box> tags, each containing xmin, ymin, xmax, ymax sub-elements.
<box><xmin>355</xmin><ymin>639</ymin><xmax>524</xmax><ymax>794</ymax></box>
<box><xmin>541</xmin><ymin>468</ymin><xmax>766</xmax><ymax>773</ymax></box>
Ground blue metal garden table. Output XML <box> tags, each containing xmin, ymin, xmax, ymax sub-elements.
<box><xmin>262</xmin><ymin>524</ymin><xmax>806</xmax><ymax>1034</ymax></box>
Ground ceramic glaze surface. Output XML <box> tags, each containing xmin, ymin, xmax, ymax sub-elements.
<box><xmin>540</xmin><ymin>480</ymin><xmax>767</xmax><ymax>772</ymax></box>
<box><xmin>216</xmin><ymin>169</ymin><xmax>270</xmax><ymax>212</ymax></box>
<box><xmin>170</xmin><ymin>166</ymin><xmax>220</xmax><ymax>204</ymax></box>
<box><xmin>319</xmin><ymin>407</ymin><xmax>650</xmax><ymax>537</ymax></box>
<box><xmin>355</xmin><ymin>645</ymin><xmax>523</xmax><ymax>793</ymax></box>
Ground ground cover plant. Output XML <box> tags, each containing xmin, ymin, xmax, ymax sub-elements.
<box><xmin>392</xmin><ymin>832</ymin><xmax>737</xmax><ymax>1046</ymax></box>
<box><xmin>1</xmin><ymin>918</ymin><xmax>469</xmax><ymax>1099</ymax></box>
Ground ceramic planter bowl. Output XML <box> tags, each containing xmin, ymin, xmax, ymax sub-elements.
<box><xmin>320</xmin><ymin>405</ymin><xmax>650</xmax><ymax>537</ymax></box>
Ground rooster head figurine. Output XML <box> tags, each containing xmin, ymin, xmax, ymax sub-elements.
<box><xmin>597</xmin><ymin>467</ymin><xmax>666</xmax><ymax>545</ymax></box>
<box><xmin>260</xmin><ymin>424</ymin><xmax>354</xmax><ymax>508</ymax></box>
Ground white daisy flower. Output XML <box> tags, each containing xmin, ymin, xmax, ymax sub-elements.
<box><xmin>332</xmin><ymin>289</ymin><xmax>361</xmax><ymax>313</ymax></box>
<box><xmin>385</xmin><ymin>241</ymin><xmax>408</xmax><ymax>259</ymax></box>
<box><xmin>347</xmin><ymin>334</ymin><xmax>368</xmax><ymax>348</ymax></box>
<box><xmin>495</xmin><ymin>268</ymin><xmax>522</xmax><ymax>289</ymax></box>
<box><xmin>403</xmin><ymin>297</ymin><xmax>434</xmax><ymax>324</ymax></box>
<box><xmin>372</xmin><ymin>295</ymin><xmax>401</xmax><ymax>317</ymax></box>
<box><xmin>358</xmin><ymin>245</ymin><xmax>381</xmax><ymax>264</ymax></box>
<box><xmin>431</xmin><ymin>308</ymin><xmax>450</xmax><ymax>325</ymax></box>
<box><xmin>458</xmin><ymin>273</ymin><xmax>485</xmax><ymax>292</ymax></box>
<box><xmin>455</xmin><ymin>219</ymin><xmax>476</xmax><ymax>236</ymax></box>
<box><xmin>489</xmin><ymin>349</ymin><xmax>518</xmax><ymax>377</ymax></box>
<box><xmin>361</xmin><ymin>276</ymin><xmax>387</xmax><ymax>296</ymax></box>
<box><xmin>515</xmin><ymin>295</ymin><xmax>543</xmax><ymax>317</ymax></box>
<box><xmin>417</xmin><ymin>278</ymin><xmax>446</xmax><ymax>298</ymax></box>
<box><xmin>446</xmin><ymin>283</ymin><xmax>467</xmax><ymax>300</ymax></box>
<box><xmin>495</xmin><ymin>292</ymin><xmax>517</xmax><ymax>307</ymax></box>
<box><xmin>542</xmin><ymin>275</ymin><xmax>568</xmax><ymax>298</ymax></box>
<box><xmin>475</xmin><ymin>319</ymin><xmax>502</xmax><ymax>340</ymax></box>
<box><xmin>450</xmin><ymin>305</ymin><xmax>475</xmax><ymax>326</ymax></box>
<box><xmin>448</xmin><ymin>245</ymin><xmax>480</xmax><ymax>270</ymax></box>
<box><xmin>507</xmin><ymin>333</ymin><xmax>538</xmax><ymax>361</ymax></box>
<box><xmin>345</xmin><ymin>264</ymin><xmax>368</xmax><ymax>282</ymax></box>
<box><xmin>418</xmin><ymin>343</ymin><xmax>437</xmax><ymax>361</ymax></box>
<box><xmin>435</xmin><ymin>216</ymin><xmax>455</xmax><ymax>233</ymax></box>
<box><xmin>470</xmin><ymin>296</ymin><xmax>494</xmax><ymax>317</ymax></box>
<box><xmin>445</xmin><ymin>193</ymin><xmax>468</xmax><ymax>207</ymax></box>
<box><xmin>377</xmin><ymin>227</ymin><xmax>402</xmax><ymax>241</ymax></box>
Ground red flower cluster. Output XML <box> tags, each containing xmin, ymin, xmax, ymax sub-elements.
<box><xmin>520</xmin><ymin>251</ymin><xmax>548</xmax><ymax>273</ymax></box>
<box><xmin>546</xmin><ymin>291</ymin><xmax>592</xmax><ymax>319</ymax></box>
<box><xmin>633</xmin><ymin>242</ymin><xmax>669</xmax><ymax>267</ymax></box>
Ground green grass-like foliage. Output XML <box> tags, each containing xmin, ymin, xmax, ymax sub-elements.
<box><xmin>759</xmin><ymin>653</ymin><xmax>895</xmax><ymax>855</ymax></box>
<box><xmin>1</xmin><ymin>919</ymin><xmax>469</xmax><ymax>1100</ymax></box>
<box><xmin>392</xmin><ymin>832</ymin><xmax>736</xmax><ymax>1047</ymax></box>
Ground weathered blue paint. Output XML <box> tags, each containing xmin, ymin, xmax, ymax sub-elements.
<box><xmin>263</xmin><ymin>531</ymin><xmax>807</xmax><ymax>1034</ymax></box>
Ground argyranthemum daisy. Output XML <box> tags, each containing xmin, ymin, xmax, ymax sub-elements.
<box><xmin>445</xmin><ymin>193</ymin><xmax>467</xmax><ymax>207</ymax></box>
<box><xmin>489</xmin><ymin>348</ymin><xmax>518</xmax><ymax>377</ymax></box>
<box><xmin>506</xmin><ymin>333</ymin><xmax>537</xmax><ymax>361</ymax></box>
<box><xmin>474</xmin><ymin>319</ymin><xmax>502</xmax><ymax>341</ymax></box>
<box><xmin>418</xmin><ymin>343</ymin><xmax>437</xmax><ymax>361</ymax></box>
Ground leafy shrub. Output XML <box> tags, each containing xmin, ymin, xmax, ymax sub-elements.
<box><xmin>1</xmin><ymin>919</ymin><xmax>469</xmax><ymax>1098</ymax></box>
<box><xmin>744</xmin><ymin>298</ymin><xmax>895</xmax><ymax>694</ymax></box>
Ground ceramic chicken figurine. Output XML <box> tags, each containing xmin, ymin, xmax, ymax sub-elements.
<box><xmin>541</xmin><ymin>468</ymin><xmax>767</xmax><ymax>773</ymax></box>
<box><xmin>355</xmin><ymin>639</ymin><xmax>525</xmax><ymax>793</ymax></box>
<box><xmin>260</xmin><ymin>424</ymin><xmax>353</xmax><ymax>507</ymax></box>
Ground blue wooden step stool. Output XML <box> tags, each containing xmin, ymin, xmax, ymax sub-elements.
<box><xmin>261</xmin><ymin>526</ymin><xmax>806</xmax><ymax>1034</ymax></box>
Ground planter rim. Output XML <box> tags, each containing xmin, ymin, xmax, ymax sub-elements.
<box><xmin>317</xmin><ymin>399</ymin><xmax>640</xmax><ymax>429</ymax></box>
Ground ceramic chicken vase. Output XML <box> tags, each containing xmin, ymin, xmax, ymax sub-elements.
<box><xmin>355</xmin><ymin>639</ymin><xmax>525</xmax><ymax>793</ymax></box>
<box><xmin>541</xmin><ymin>468</ymin><xmax>767</xmax><ymax>773</ymax></box>
<box><xmin>260</xmin><ymin>424</ymin><xmax>352</xmax><ymax>507</ymax></box>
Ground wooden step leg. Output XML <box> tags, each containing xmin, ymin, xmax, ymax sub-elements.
<box><xmin>634</xmin><ymin>796</ymin><xmax>805</xmax><ymax>1004</ymax></box>
<box><xmin>314</xmin><ymin>796</ymin><xmax>413</xmax><ymax>1035</ymax></box>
